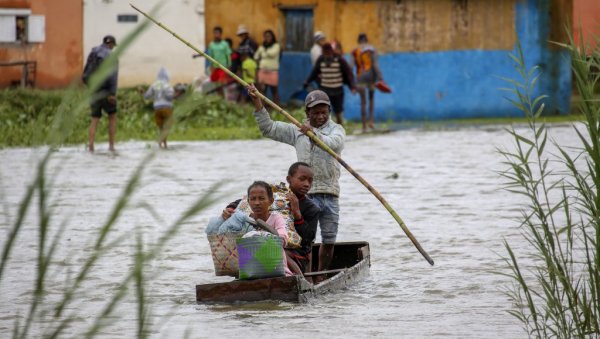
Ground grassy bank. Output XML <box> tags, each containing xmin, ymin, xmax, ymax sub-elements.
<box><xmin>0</xmin><ymin>86</ymin><xmax>587</xmax><ymax>148</ymax></box>
<box><xmin>0</xmin><ymin>87</ymin><xmax>309</xmax><ymax>147</ymax></box>
<box><xmin>388</xmin><ymin>113</ymin><xmax>584</xmax><ymax>132</ymax></box>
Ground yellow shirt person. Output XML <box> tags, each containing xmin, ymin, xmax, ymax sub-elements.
<box><xmin>242</xmin><ymin>56</ymin><xmax>257</xmax><ymax>84</ymax></box>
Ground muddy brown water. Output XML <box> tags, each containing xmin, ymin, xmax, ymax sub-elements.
<box><xmin>0</xmin><ymin>123</ymin><xmax>580</xmax><ymax>338</ymax></box>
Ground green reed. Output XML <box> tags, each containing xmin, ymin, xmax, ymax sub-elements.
<box><xmin>498</xmin><ymin>35</ymin><xmax>600</xmax><ymax>337</ymax></box>
<box><xmin>0</xmin><ymin>4</ymin><xmax>221</xmax><ymax>337</ymax></box>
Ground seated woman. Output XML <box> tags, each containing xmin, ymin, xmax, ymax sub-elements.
<box><xmin>245</xmin><ymin>181</ymin><xmax>297</xmax><ymax>276</ymax></box>
<box><xmin>206</xmin><ymin>181</ymin><xmax>298</xmax><ymax>276</ymax></box>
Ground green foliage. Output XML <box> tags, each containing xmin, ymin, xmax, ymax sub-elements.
<box><xmin>0</xmin><ymin>86</ymin><xmax>313</xmax><ymax>147</ymax></box>
<box><xmin>498</xmin><ymin>37</ymin><xmax>600</xmax><ymax>338</ymax></box>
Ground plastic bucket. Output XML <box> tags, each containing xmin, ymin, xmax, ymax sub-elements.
<box><xmin>236</xmin><ymin>236</ymin><xmax>285</xmax><ymax>280</ymax></box>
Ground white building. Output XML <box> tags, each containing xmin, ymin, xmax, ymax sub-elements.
<box><xmin>84</xmin><ymin>0</ymin><xmax>205</xmax><ymax>86</ymax></box>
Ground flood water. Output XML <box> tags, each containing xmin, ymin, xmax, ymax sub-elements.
<box><xmin>0</xmin><ymin>123</ymin><xmax>580</xmax><ymax>338</ymax></box>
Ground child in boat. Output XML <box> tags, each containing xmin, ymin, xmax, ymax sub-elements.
<box><xmin>284</xmin><ymin>162</ymin><xmax>320</xmax><ymax>273</ymax></box>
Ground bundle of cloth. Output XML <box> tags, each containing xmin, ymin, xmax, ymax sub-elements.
<box><xmin>205</xmin><ymin>200</ymin><xmax>253</xmax><ymax>235</ymax></box>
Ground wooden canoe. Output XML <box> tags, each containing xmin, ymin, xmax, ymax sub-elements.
<box><xmin>196</xmin><ymin>241</ymin><xmax>371</xmax><ymax>303</ymax></box>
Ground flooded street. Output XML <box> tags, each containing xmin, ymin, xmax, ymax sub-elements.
<box><xmin>0</xmin><ymin>123</ymin><xmax>579</xmax><ymax>338</ymax></box>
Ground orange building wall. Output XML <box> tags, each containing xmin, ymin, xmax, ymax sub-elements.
<box><xmin>573</xmin><ymin>0</ymin><xmax>600</xmax><ymax>52</ymax></box>
<box><xmin>0</xmin><ymin>0</ymin><xmax>83</xmax><ymax>88</ymax></box>
<box><xmin>0</xmin><ymin>0</ymin><xmax>31</xmax><ymax>8</ymax></box>
<box><xmin>205</xmin><ymin>0</ymin><xmax>517</xmax><ymax>54</ymax></box>
<box><xmin>205</xmin><ymin>0</ymin><xmax>342</xmax><ymax>53</ymax></box>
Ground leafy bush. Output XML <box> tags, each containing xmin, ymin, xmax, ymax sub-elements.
<box><xmin>0</xmin><ymin>86</ymin><xmax>309</xmax><ymax>147</ymax></box>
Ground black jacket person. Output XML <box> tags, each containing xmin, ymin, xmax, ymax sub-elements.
<box><xmin>284</xmin><ymin>162</ymin><xmax>320</xmax><ymax>273</ymax></box>
<box><xmin>304</xmin><ymin>43</ymin><xmax>355</xmax><ymax>125</ymax></box>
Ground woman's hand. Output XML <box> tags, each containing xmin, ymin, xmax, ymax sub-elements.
<box><xmin>286</xmin><ymin>191</ymin><xmax>302</xmax><ymax>220</ymax></box>
<box><xmin>247</xmin><ymin>84</ymin><xmax>263</xmax><ymax>111</ymax></box>
<box><xmin>221</xmin><ymin>207</ymin><xmax>235</xmax><ymax>220</ymax></box>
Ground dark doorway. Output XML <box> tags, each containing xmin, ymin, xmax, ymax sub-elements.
<box><xmin>283</xmin><ymin>9</ymin><xmax>313</xmax><ymax>51</ymax></box>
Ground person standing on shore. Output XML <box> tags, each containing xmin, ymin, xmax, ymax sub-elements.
<box><xmin>254</xmin><ymin>29</ymin><xmax>281</xmax><ymax>106</ymax></box>
<box><xmin>351</xmin><ymin>33</ymin><xmax>384</xmax><ymax>132</ymax></box>
<box><xmin>304</xmin><ymin>43</ymin><xmax>356</xmax><ymax>126</ymax></box>
<box><xmin>310</xmin><ymin>31</ymin><xmax>326</xmax><ymax>66</ymax></box>
<box><xmin>239</xmin><ymin>46</ymin><xmax>257</xmax><ymax>103</ymax></box>
<box><xmin>206</xmin><ymin>26</ymin><xmax>232</xmax><ymax>88</ymax></box>
<box><xmin>236</xmin><ymin>24</ymin><xmax>258</xmax><ymax>56</ymax></box>
<box><xmin>248</xmin><ymin>84</ymin><xmax>345</xmax><ymax>274</ymax></box>
<box><xmin>82</xmin><ymin>35</ymin><xmax>119</xmax><ymax>153</ymax></box>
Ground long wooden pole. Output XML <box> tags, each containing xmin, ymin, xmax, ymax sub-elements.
<box><xmin>131</xmin><ymin>4</ymin><xmax>434</xmax><ymax>266</ymax></box>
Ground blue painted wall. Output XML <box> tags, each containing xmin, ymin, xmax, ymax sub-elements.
<box><xmin>278</xmin><ymin>0</ymin><xmax>572</xmax><ymax>121</ymax></box>
<box><xmin>279</xmin><ymin>52</ymin><xmax>314</xmax><ymax>103</ymax></box>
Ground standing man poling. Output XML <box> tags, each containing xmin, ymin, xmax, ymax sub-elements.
<box><xmin>248</xmin><ymin>84</ymin><xmax>345</xmax><ymax>274</ymax></box>
<box><xmin>82</xmin><ymin>35</ymin><xmax>119</xmax><ymax>153</ymax></box>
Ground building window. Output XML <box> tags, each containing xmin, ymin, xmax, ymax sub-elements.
<box><xmin>0</xmin><ymin>8</ymin><xmax>45</xmax><ymax>43</ymax></box>
<box><xmin>117</xmin><ymin>14</ymin><xmax>138</xmax><ymax>23</ymax></box>
<box><xmin>16</xmin><ymin>16</ymin><xmax>26</xmax><ymax>42</ymax></box>
<box><xmin>283</xmin><ymin>9</ymin><xmax>313</xmax><ymax>51</ymax></box>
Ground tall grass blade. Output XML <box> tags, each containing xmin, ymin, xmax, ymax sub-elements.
<box><xmin>498</xmin><ymin>30</ymin><xmax>600</xmax><ymax>337</ymax></box>
<box><xmin>0</xmin><ymin>153</ymin><xmax>50</xmax><ymax>281</ymax></box>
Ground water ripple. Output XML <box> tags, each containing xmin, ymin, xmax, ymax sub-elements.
<box><xmin>0</xmin><ymin>126</ymin><xmax>580</xmax><ymax>338</ymax></box>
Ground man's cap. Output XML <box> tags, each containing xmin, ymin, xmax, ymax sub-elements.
<box><xmin>103</xmin><ymin>35</ymin><xmax>117</xmax><ymax>45</ymax></box>
<box><xmin>313</xmin><ymin>31</ymin><xmax>325</xmax><ymax>42</ymax></box>
<box><xmin>305</xmin><ymin>90</ymin><xmax>331</xmax><ymax>108</ymax></box>
<box><xmin>236</xmin><ymin>25</ymin><xmax>249</xmax><ymax>36</ymax></box>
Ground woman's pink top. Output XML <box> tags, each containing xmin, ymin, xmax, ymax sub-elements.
<box><xmin>266</xmin><ymin>212</ymin><xmax>292</xmax><ymax>276</ymax></box>
<box><xmin>266</xmin><ymin>212</ymin><xmax>289</xmax><ymax>246</ymax></box>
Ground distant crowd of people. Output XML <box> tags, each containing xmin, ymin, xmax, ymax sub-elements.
<box><xmin>201</xmin><ymin>25</ymin><xmax>385</xmax><ymax>131</ymax></box>
<box><xmin>81</xmin><ymin>27</ymin><xmax>386</xmax><ymax>151</ymax></box>
<box><xmin>198</xmin><ymin>25</ymin><xmax>282</xmax><ymax>106</ymax></box>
